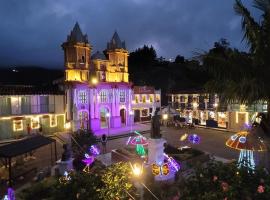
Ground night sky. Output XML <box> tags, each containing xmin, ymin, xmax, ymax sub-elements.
<box><xmin>0</xmin><ymin>0</ymin><xmax>258</xmax><ymax>68</ymax></box>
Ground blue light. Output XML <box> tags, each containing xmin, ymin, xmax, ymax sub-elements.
<box><xmin>188</xmin><ymin>134</ymin><xmax>200</xmax><ymax>144</ymax></box>
<box><xmin>239</xmin><ymin>136</ymin><xmax>246</xmax><ymax>143</ymax></box>
<box><xmin>238</xmin><ymin>149</ymin><xmax>255</xmax><ymax>172</ymax></box>
<box><xmin>230</xmin><ymin>134</ymin><xmax>238</xmax><ymax>141</ymax></box>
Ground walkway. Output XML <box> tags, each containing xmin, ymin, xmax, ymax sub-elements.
<box><xmin>94</xmin><ymin>123</ymin><xmax>150</xmax><ymax>137</ymax></box>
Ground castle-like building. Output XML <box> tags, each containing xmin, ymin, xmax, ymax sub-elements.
<box><xmin>63</xmin><ymin>23</ymin><xmax>133</xmax><ymax>134</ymax></box>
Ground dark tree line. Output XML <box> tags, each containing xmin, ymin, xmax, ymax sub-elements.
<box><xmin>128</xmin><ymin>45</ymin><xmax>209</xmax><ymax>105</ymax></box>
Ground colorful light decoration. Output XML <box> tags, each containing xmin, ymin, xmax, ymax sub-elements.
<box><xmin>3</xmin><ymin>188</ymin><xmax>15</xmax><ymax>200</ymax></box>
<box><xmin>129</xmin><ymin>131</ymin><xmax>148</xmax><ymax>157</ymax></box>
<box><xmin>152</xmin><ymin>163</ymin><xmax>170</xmax><ymax>176</ymax></box>
<box><xmin>130</xmin><ymin>162</ymin><xmax>143</xmax><ymax>177</ymax></box>
<box><xmin>188</xmin><ymin>134</ymin><xmax>200</xmax><ymax>144</ymax></box>
<box><xmin>89</xmin><ymin>145</ymin><xmax>100</xmax><ymax>156</ymax></box>
<box><xmin>82</xmin><ymin>153</ymin><xmax>95</xmax><ymax>173</ymax></box>
<box><xmin>126</xmin><ymin>136</ymin><xmax>132</xmax><ymax>145</ymax></box>
<box><xmin>59</xmin><ymin>171</ymin><xmax>71</xmax><ymax>185</ymax></box>
<box><xmin>163</xmin><ymin>153</ymin><xmax>180</xmax><ymax>172</ymax></box>
<box><xmin>226</xmin><ymin>131</ymin><xmax>267</xmax><ymax>172</ymax></box>
<box><xmin>180</xmin><ymin>133</ymin><xmax>188</xmax><ymax>141</ymax></box>
<box><xmin>238</xmin><ymin>149</ymin><xmax>255</xmax><ymax>171</ymax></box>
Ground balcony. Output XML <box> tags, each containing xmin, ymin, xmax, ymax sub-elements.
<box><xmin>0</xmin><ymin>104</ymin><xmax>55</xmax><ymax>116</ymax></box>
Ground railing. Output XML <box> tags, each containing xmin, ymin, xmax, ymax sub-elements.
<box><xmin>0</xmin><ymin>104</ymin><xmax>55</xmax><ymax>116</ymax></box>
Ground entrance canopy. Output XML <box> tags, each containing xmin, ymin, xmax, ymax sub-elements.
<box><xmin>0</xmin><ymin>135</ymin><xmax>55</xmax><ymax>158</ymax></box>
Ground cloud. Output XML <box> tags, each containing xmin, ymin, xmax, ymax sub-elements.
<box><xmin>0</xmin><ymin>0</ymin><xmax>257</xmax><ymax>68</ymax></box>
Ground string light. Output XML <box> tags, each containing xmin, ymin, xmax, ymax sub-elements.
<box><xmin>59</xmin><ymin>171</ymin><xmax>71</xmax><ymax>184</ymax></box>
<box><xmin>164</xmin><ymin>153</ymin><xmax>180</xmax><ymax>172</ymax></box>
<box><xmin>82</xmin><ymin>153</ymin><xmax>95</xmax><ymax>173</ymax></box>
<box><xmin>188</xmin><ymin>134</ymin><xmax>200</xmax><ymax>144</ymax></box>
<box><xmin>89</xmin><ymin>145</ymin><xmax>100</xmax><ymax>156</ymax></box>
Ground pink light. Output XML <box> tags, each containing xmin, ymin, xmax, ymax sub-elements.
<box><xmin>82</xmin><ymin>153</ymin><xmax>95</xmax><ymax>166</ymax></box>
<box><xmin>130</xmin><ymin>136</ymin><xmax>148</xmax><ymax>146</ymax></box>
<box><xmin>126</xmin><ymin>136</ymin><xmax>131</xmax><ymax>145</ymax></box>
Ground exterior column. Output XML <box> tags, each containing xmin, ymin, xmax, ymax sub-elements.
<box><xmin>90</xmin><ymin>90</ymin><xmax>95</xmax><ymax>119</ymax></box>
<box><xmin>112</xmin><ymin>89</ymin><xmax>116</xmax><ymax>116</ymax></box>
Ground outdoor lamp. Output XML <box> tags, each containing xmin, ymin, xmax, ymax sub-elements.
<box><xmin>64</xmin><ymin>122</ymin><xmax>71</xmax><ymax>130</ymax></box>
<box><xmin>130</xmin><ymin>162</ymin><xmax>143</xmax><ymax>177</ymax></box>
<box><xmin>214</xmin><ymin>103</ymin><xmax>218</xmax><ymax>108</ymax></box>
<box><xmin>91</xmin><ymin>77</ymin><xmax>98</xmax><ymax>85</ymax></box>
<box><xmin>129</xmin><ymin>110</ymin><xmax>134</xmax><ymax>115</ymax></box>
<box><xmin>105</xmin><ymin>113</ymin><xmax>110</xmax><ymax>118</ymax></box>
<box><xmin>193</xmin><ymin>102</ymin><xmax>198</xmax><ymax>108</ymax></box>
<box><xmin>162</xmin><ymin>114</ymin><xmax>168</xmax><ymax>120</ymax></box>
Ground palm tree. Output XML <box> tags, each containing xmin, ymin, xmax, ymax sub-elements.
<box><xmin>203</xmin><ymin>0</ymin><xmax>270</xmax><ymax>134</ymax></box>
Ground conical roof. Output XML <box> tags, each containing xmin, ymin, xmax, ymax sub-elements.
<box><xmin>66</xmin><ymin>22</ymin><xmax>88</xmax><ymax>43</ymax></box>
<box><xmin>226</xmin><ymin>130</ymin><xmax>267</xmax><ymax>151</ymax></box>
<box><xmin>107</xmin><ymin>31</ymin><xmax>126</xmax><ymax>50</ymax></box>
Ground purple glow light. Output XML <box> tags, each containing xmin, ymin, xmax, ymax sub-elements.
<box><xmin>130</xmin><ymin>136</ymin><xmax>148</xmax><ymax>146</ymax></box>
<box><xmin>89</xmin><ymin>145</ymin><xmax>100</xmax><ymax>156</ymax></box>
<box><xmin>82</xmin><ymin>153</ymin><xmax>95</xmax><ymax>166</ymax></box>
<box><xmin>164</xmin><ymin>153</ymin><xmax>180</xmax><ymax>172</ymax></box>
<box><xmin>188</xmin><ymin>134</ymin><xmax>200</xmax><ymax>144</ymax></box>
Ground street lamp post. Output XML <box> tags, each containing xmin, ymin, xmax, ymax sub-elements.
<box><xmin>130</xmin><ymin>162</ymin><xmax>144</xmax><ymax>200</ymax></box>
<box><xmin>130</xmin><ymin>162</ymin><xmax>159</xmax><ymax>200</ymax></box>
<box><xmin>106</xmin><ymin>112</ymin><xmax>110</xmax><ymax>137</ymax></box>
<box><xmin>129</xmin><ymin>110</ymin><xmax>134</xmax><ymax>134</ymax></box>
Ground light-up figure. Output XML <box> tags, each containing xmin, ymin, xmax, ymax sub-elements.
<box><xmin>130</xmin><ymin>135</ymin><xmax>148</xmax><ymax>156</ymax></box>
<box><xmin>82</xmin><ymin>153</ymin><xmax>95</xmax><ymax>173</ymax></box>
<box><xmin>164</xmin><ymin>153</ymin><xmax>180</xmax><ymax>172</ymax></box>
<box><xmin>226</xmin><ymin>131</ymin><xmax>266</xmax><ymax>172</ymax></box>
<box><xmin>188</xmin><ymin>134</ymin><xmax>200</xmax><ymax>144</ymax></box>
<box><xmin>3</xmin><ymin>188</ymin><xmax>15</xmax><ymax>200</ymax></box>
<box><xmin>59</xmin><ymin>171</ymin><xmax>71</xmax><ymax>184</ymax></box>
<box><xmin>89</xmin><ymin>145</ymin><xmax>100</xmax><ymax>156</ymax></box>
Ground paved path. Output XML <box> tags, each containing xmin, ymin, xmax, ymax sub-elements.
<box><xmin>103</xmin><ymin>125</ymin><xmax>239</xmax><ymax>160</ymax></box>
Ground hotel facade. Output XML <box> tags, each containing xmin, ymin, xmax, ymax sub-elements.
<box><xmin>168</xmin><ymin>91</ymin><xmax>267</xmax><ymax>131</ymax></box>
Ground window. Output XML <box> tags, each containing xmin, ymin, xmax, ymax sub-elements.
<box><xmin>142</xmin><ymin>96</ymin><xmax>146</xmax><ymax>103</ymax></box>
<box><xmin>100</xmin><ymin>91</ymin><xmax>107</xmax><ymax>103</ymax></box>
<box><xmin>156</xmin><ymin>95</ymin><xmax>160</xmax><ymax>102</ymax></box>
<box><xmin>0</xmin><ymin>97</ymin><xmax>11</xmax><ymax>115</ymax></box>
<box><xmin>135</xmin><ymin>95</ymin><xmax>139</xmax><ymax>103</ymax></box>
<box><xmin>31</xmin><ymin>117</ymin><xmax>40</xmax><ymax>129</ymax></box>
<box><xmin>21</xmin><ymin>96</ymin><xmax>31</xmax><ymax>114</ymax></box>
<box><xmin>13</xmin><ymin>120</ymin><xmax>23</xmax><ymax>131</ymax></box>
<box><xmin>149</xmin><ymin>95</ymin><xmax>153</xmax><ymax>103</ymax></box>
<box><xmin>50</xmin><ymin>115</ymin><xmax>57</xmax><ymax>127</ymax></box>
<box><xmin>78</xmin><ymin>91</ymin><xmax>87</xmax><ymax>104</ymax></box>
<box><xmin>120</xmin><ymin>91</ymin><xmax>125</xmax><ymax>102</ymax></box>
<box><xmin>40</xmin><ymin>96</ymin><xmax>49</xmax><ymax>113</ymax></box>
<box><xmin>142</xmin><ymin>109</ymin><xmax>148</xmax><ymax>117</ymax></box>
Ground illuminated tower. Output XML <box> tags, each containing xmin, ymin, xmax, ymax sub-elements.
<box><xmin>62</xmin><ymin>22</ymin><xmax>91</xmax><ymax>82</ymax></box>
<box><xmin>105</xmin><ymin>31</ymin><xmax>129</xmax><ymax>82</ymax></box>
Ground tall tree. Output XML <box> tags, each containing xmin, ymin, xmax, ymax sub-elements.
<box><xmin>203</xmin><ymin>0</ymin><xmax>270</xmax><ymax>133</ymax></box>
